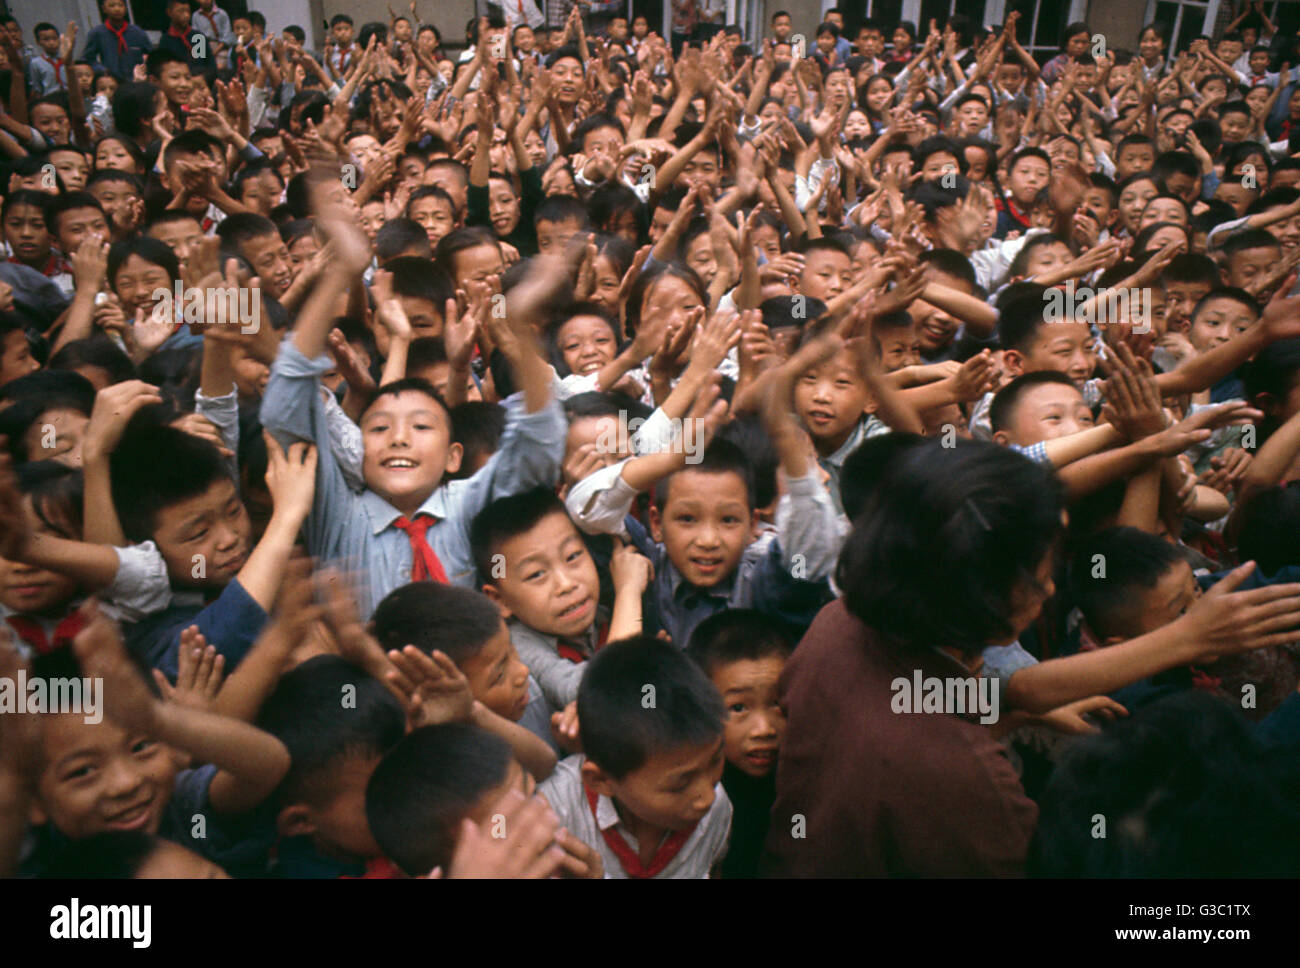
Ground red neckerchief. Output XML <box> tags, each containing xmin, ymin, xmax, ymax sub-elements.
<box><xmin>105</xmin><ymin>19</ymin><xmax>130</xmax><ymax>55</ymax></box>
<box><xmin>42</xmin><ymin>54</ymin><xmax>65</xmax><ymax>86</ymax></box>
<box><xmin>997</xmin><ymin>194</ymin><xmax>1032</xmax><ymax>230</ymax></box>
<box><xmin>167</xmin><ymin>25</ymin><xmax>189</xmax><ymax>41</ymax></box>
<box><xmin>1189</xmin><ymin>667</ymin><xmax>1224</xmax><ymax>692</ymax></box>
<box><xmin>9</xmin><ymin>252</ymin><xmax>65</xmax><ymax>277</ymax></box>
<box><xmin>584</xmin><ymin>785</ymin><xmax>697</xmax><ymax>878</ymax></box>
<box><xmin>193</xmin><ymin>10</ymin><xmax>217</xmax><ymax>36</ymax></box>
<box><xmin>6</xmin><ymin>611</ymin><xmax>88</xmax><ymax>655</ymax></box>
<box><xmin>557</xmin><ymin>640</ymin><xmax>586</xmax><ymax>664</ymax></box>
<box><xmin>332</xmin><ymin>46</ymin><xmax>354</xmax><ymax>75</ymax></box>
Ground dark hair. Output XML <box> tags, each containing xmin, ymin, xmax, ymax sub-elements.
<box><xmin>449</xmin><ymin>401</ymin><xmax>506</xmax><ymax>479</ymax></box>
<box><xmin>107</xmin><ymin>236</ymin><xmax>179</xmax><ymax>288</ymax></box>
<box><xmin>915</xmin><ymin>135</ymin><xmax>965</xmax><ymax>175</ymax></box>
<box><xmin>995</xmin><ymin>285</ymin><xmax>1053</xmax><ymax>353</ymax></box>
<box><xmin>256</xmin><ymin>655</ymin><xmax>406</xmax><ymax>806</ymax></box>
<box><xmin>918</xmin><ymin>247</ymin><xmax>977</xmax><ymax>288</ymax></box>
<box><xmin>578</xmin><ymin>635</ymin><xmax>725</xmax><ymax>779</ymax></box>
<box><xmin>376</xmin><ymin>220</ymin><xmax>434</xmax><ymax>263</ymax></box>
<box><xmin>214</xmin><ymin>211</ymin><xmax>280</xmax><ymax>253</ymax></box>
<box><xmin>624</xmin><ymin>262</ymin><xmax>707</xmax><ymax>339</ymax></box>
<box><xmin>534</xmin><ymin>193</ymin><xmax>592</xmax><ymax>229</ymax></box>
<box><xmin>1191</xmin><ymin>286</ymin><xmax>1259</xmax><ymax>323</ymax></box>
<box><xmin>145</xmin><ymin>48</ymin><xmax>188</xmax><ymax>79</ymax></box>
<box><xmin>48</xmin><ymin>334</ymin><xmax>136</xmax><ymax>385</ymax></box>
<box><xmin>989</xmin><ymin>371</ymin><xmax>1080</xmax><ymax>434</ymax></box>
<box><xmin>434</xmin><ymin>226</ymin><xmax>500</xmax><ymax>276</ymax></box>
<box><xmin>837</xmin><ymin>440</ymin><xmax>1065</xmax><ymax>655</ymax></box>
<box><xmin>838</xmin><ymin>431</ymin><xmax>925</xmax><ymax>520</ymax></box>
<box><xmin>365</xmin><ymin>723</ymin><xmax>512</xmax><ymax>875</ymax></box>
<box><xmin>371</xmin><ymin>581</ymin><xmax>503</xmax><ymax>662</ymax></box>
<box><xmin>1067</xmin><ymin>527</ymin><xmax>1187</xmax><ymax>640</ymax></box>
<box><xmin>109</xmin><ymin>415</ymin><xmax>232</xmax><ymax>542</ymax></box>
<box><xmin>1237</xmin><ymin>484</ymin><xmax>1300</xmax><ymax>575</ymax></box>
<box><xmin>686</xmin><ymin>608</ymin><xmax>793</xmax><ymax>678</ymax></box>
<box><xmin>44</xmin><ymin>191</ymin><xmax>106</xmax><ymax>237</ymax></box>
<box><xmin>1223</xmin><ymin>228</ymin><xmax>1282</xmax><ymax>260</ymax></box>
<box><xmin>1160</xmin><ymin>251</ymin><xmax>1215</xmax><ymax>286</ymax></box>
<box><xmin>654</xmin><ymin>436</ymin><xmax>753</xmax><ymax>509</ymax></box>
<box><xmin>1030</xmin><ymin>691</ymin><xmax>1300</xmax><ymax>876</ymax></box>
<box><xmin>39</xmin><ymin>830</ymin><xmax>168</xmax><ymax>878</ymax></box>
<box><xmin>469</xmin><ymin>486</ymin><xmax>573</xmax><ymax>584</ymax></box>
<box><xmin>0</xmin><ymin>370</ymin><xmax>96</xmax><ymax>464</ymax></box>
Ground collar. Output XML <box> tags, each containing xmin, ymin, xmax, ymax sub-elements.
<box><xmin>667</xmin><ymin>558</ymin><xmax>739</xmax><ymax>604</ymax></box>
<box><xmin>167</xmin><ymin>25</ymin><xmax>189</xmax><ymax>39</ymax></box>
<box><xmin>590</xmin><ymin>788</ymin><xmax>623</xmax><ymax>832</ymax></box>
<box><xmin>361</xmin><ymin>485</ymin><xmax>449</xmax><ymax>536</ymax></box>
<box><xmin>823</xmin><ymin>417</ymin><xmax>868</xmax><ymax>470</ymax></box>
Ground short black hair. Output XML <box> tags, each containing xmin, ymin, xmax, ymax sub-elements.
<box><xmin>838</xmin><ymin>430</ymin><xmax>925</xmax><ymax>520</ymax></box>
<box><xmin>1031</xmin><ymin>691</ymin><xmax>1300</xmax><ymax>876</ymax></box>
<box><xmin>534</xmin><ymin>193</ymin><xmax>592</xmax><ymax>229</ymax></box>
<box><xmin>1068</xmin><ymin>526</ymin><xmax>1187</xmax><ymax>640</ymax></box>
<box><xmin>578</xmin><ymin>635</ymin><xmax>725</xmax><ymax>779</ymax></box>
<box><xmin>686</xmin><ymin>609</ymin><xmax>793</xmax><ymax>679</ymax></box>
<box><xmin>654</xmin><ymin>436</ymin><xmax>753</xmax><ymax>509</ymax></box>
<box><xmin>990</xmin><ymin>371</ymin><xmax>1080</xmax><ymax>434</ymax></box>
<box><xmin>48</xmin><ymin>334</ymin><xmax>136</xmax><ymax>385</ymax></box>
<box><xmin>386</xmin><ymin>255</ymin><xmax>454</xmax><ymax>307</ymax></box>
<box><xmin>996</xmin><ymin>285</ymin><xmax>1053</xmax><ymax>354</ymax></box>
<box><xmin>109</xmin><ymin>413</ymin><xmax>233</xmax><ymax>542</ymax></box>
<box><xmin>371</xmin><ymin>581</ymin><xmax>503</xmax><ymax>663</ymax></box>
<box><xmin>365</xmin><ymin>723</ymin><xmax>513</xmax><ymax>875</ymax></box>
<box><xmin>837</xmin><ymin>439</ymin><xmax>1065</xmax><ymax>656</ymax></box>
<box><xmin>1237</xmin><ymin>484</ymin><xmax>1300</xmax><ymax>575</ymax></box>
<box><xmin>0</xmin><ymin>370</ymin><xmax>96</xmax><ymax>464</ymax></box>
<box><xmin>215</xmin><ymin>211</ymin><xmax>280</xmax><ymax>252</ymax></box>
<box><xmin>44</xmin><ymin>190</ymin><xmax>106</xmax><ymax>237</ymax></box>
<box><xmin>1223</xmin><ymin>227</ymin><xmax>1282</xmax><ymax>260</ymax></box>
<box><xmin>256</xmin><ymin>655</ymin><xmax>407</xmax><ymax>807</ymax></box>
<box><xmin>470</xmin><ymin>486</ymin><xmax>573</xmax><ymax>584</ymax></box>
<box><xmin>449</xmin><ymin>401</ymin><xmax>506</xmax><ymax>477</ymax></box>
<box><xmin>376</xmin><ymin>218</ymin><xmax>433</xmax><ymax>263</ymax></box>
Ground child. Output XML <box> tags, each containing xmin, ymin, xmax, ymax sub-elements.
<box><xmin>538</xmin><ymin>635</ymin><xmax>732</xmax><ymax>878</ymax></box>
<box><xmin>997</xmin><ymin>148</ymin><xmax>1052</xmax><ymax>238</ymax></box>
<box><xmin>82</xmin><ymin>0</ymin><xmax>153</xmax><ymax>82</ymax></box>
<box><xmin>686</xmin><ymin>609</ymin><xmax>791</xmax><ymax>879</ymax></box>
<box><xmin>259</xmin><ymin>213</ymin><xmax>566</xmax><ymax>618</ymax></box>
<box><xmin>255</xmin><ymin>655</ymin><xmax>407</xmax><ymax>877</ymax></box>
<box><xmin>29</xmin><ymin>23</ymin><xmax>67</xmax><ymax>96</ymax></box>
<box><xmin>21</xmin><ymin>610</ymin><xmax>289</xmax><ymax>875</ymax></box>
<box><xmin>369</xmin><ymin>579</ymin><xmax>560</xmax><ymax>773</ymax></box>
<box><xmin>470</xmin><ymin>487</ymin><xmax>647</xmax><ymax>710</ymax></box>
<box><xmin>366</xmin><ymin>723</ymin><xmax>598</xmax><ymax>877</ymax></box>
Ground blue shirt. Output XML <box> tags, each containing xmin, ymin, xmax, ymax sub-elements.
<box><xmin>125</xmin><ymin>577</ymin><xmax>267</xmax><ymax>678</ymax></box>
<box><xmin>81</xmin><ymin>23</ymin><xmax>153</xmax><ymax>81</ymax></box>
<box><xmin>259</xmin><ymin>337</ymin><xmax>567</xmax><ymax>618</ymax></box>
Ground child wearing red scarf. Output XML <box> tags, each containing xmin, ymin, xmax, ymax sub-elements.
<box><xmin>81</xmin><ymin>0</ymin><xmax>152</xmax><ymax>81</ymax></box>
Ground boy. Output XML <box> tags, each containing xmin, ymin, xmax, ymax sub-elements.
<box><xmin>538</xmin><ymin>635</ymin><xmax>733</xmax><ymax>878</ymax></box>
<box><xmin>470</xmin><ymin>486</ymin><xmax>648</xmax><ymax>710</ymax></box>
<box><xmin>260</xmin><ymin>211</ymin><xmax>566</xmax><ymax>618</ymax></box>
<box><xmin>82</xmin><ymin>0</ymin><xmax>152</xmax><ymax>81</ymax></box>
<box><xmin>370</xmin><ymin>579</ymin><xmax>560</xmax><ymax>771</ymax></box>
<box><xmin>1221</xmin><ymin>229</ymin><xmax>1282</xmax><ymax>290</ymax></box>
<box><xmin>997</xmin><ymin>148</ymin><xmax>1051</xmax><ymax>239</ymax></box>
<box><xmin>256</xmin><ymin>655</ymin><xmax>408</xmax><ymax>877</ymax></box>
<box><xmin>22</xmin><ymin>612</ymin><xmax>289</xmax><ymax>875</ymax></box>
<box><xmin>534</xmin><ymin>195</ymin><xmax>590</xmax><ymax>256</ymax></box>
<box><xmin>367</xmin><ymin>723</ymin><xmax>598</xmax><ymax>877</ymax></box>
<box><xmin>686</xmin><ymin>609</ymin><xmax>791</xmax><ymax>879</ymax></box>
<box><xmin>29</xmin><ymin>23</ymin><xmax>67</xmax><ymax>96</ymax></box>
<box><xmin>406</xmin><ymin>186</ymin><xmax>458</xmax><ymax>249</ymax></box>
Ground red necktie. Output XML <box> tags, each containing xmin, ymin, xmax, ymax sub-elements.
<box><xmin>43</xmin><ymin>55</ymin><xmax>64</xmax><ymax>86</ymax></box>
<box><xmin>393</xmin><ymin>514</ymin><xmax>450</xmax><ymax>584</ymax></box>
<box><xmin>6</xmin><ymin>611</ymin><xmax>88</xmax><ymax>655</ymax></box>
<box><xmin>585</xmin><ymin>786</ymin><xmax>697</xmax><ymax>878</ymax></box>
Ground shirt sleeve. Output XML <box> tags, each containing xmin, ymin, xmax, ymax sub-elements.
<box><xmin>565</xmin><ymin>459</ymin><xmax>637</xmax><ymax>536</ymax></box>
<box><xmin>772</xmin><ymin>468</ymin><xmax>843</xmax><ymax>582</ymax></box>
<box><xmin>514</xmin><ymin>631</ymin><xmax>585</xmax><ymax>709</ymax></box>
<box><xmin>101</xmin><ymin>541</ymin><xmax>174</xmax><ymax>621</ymax></box>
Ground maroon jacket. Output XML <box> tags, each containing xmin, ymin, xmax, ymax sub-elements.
<box><xmin>763</xmin><ymin>600</ymin><xmax>1037</xmax><ymax>876</ymax></box>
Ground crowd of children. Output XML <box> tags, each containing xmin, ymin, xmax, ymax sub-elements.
<box><xmin>1</xmin><ymin>0</ymin><xmax>1300</xmax><ymax>879</ymax></box>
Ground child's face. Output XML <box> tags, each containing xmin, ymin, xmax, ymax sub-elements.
<box><xmin>458</xmin><ymin>620</ymin><xmax>532</xmax><ymax>721</ymax></box>
<box><xmin>642</xmin><ymin>274</ymin><xmax>704</xmax><ymax>339</ymax></box>
<box><xmin>590</xmin><ymin>255</ymin><xmax>624</xmax><ymax>310</ymax></box>
<box><xmin>1007</xmin><ymin>155</ymin><xmax>1050</xmax><ymax>206</ymax></box>
<box><xmin>485</xmin><ymin>511</ymin><xmax>600</xmax><ymax>639</ymax></box>
<box><xmin>360</xmin><ymin>390</ymin><xmax>461</xmax><ymax>514</ymax></box>
<box><xmin>1220</xmin><ymin>110</ymin><xmax>1252</xmax><ymax>144</ymax></box>
<box><xmin>146</xmin><ymin>217</ymin><xmax>202</xmax><ymax>275</ymax></box>
<box><xmin>995</xmin><ymin>381</ymin><xmax>1094</xmax><ymax>448</ymax></box>
<box><xmin>1023</xmin><ymin>241</ymin><xmax>1074</xmax><ymax>280</ymax></box>
<box><xmin>564</xmin><ymin>415</ymin><xmax>626</xmax><ymax>483</ymax></box>
<box><xmin>112</xmin><ymin>253</ymin><xmax>172</xmax><ymax>317</ymax></box>
<box><xmin>1116</xmin><ymin>560</ymin><xmax>1201</xmax><ymax>640</ymax></box>
<box><xmin>153</xmin><ymin>60</ymin><xmax>193</xmax><ymax>107</ymax></box>
<box><xmin>0</xmin><ymin>328</ymin><xmax>38</xmax><ymax>385</ymax></box>
<box><xmin>49</xmin><ymin>150</ymin><xmax>89</xmax><ymax>192</ymax></box>
<box><xmin>25</xmin><ymin>407</ymin><xmax>87</xmax><ymax>467</ymax></box>
<box><xmin>56</xmin><ymin>205</ymin><xmax>109</xmax><ymax>259</ymax></box>
<box><xmin>556</xmin><ymin>314</ymin><xmax>616</xmax><ymax>377</ymax></box>
<box><xmin>95</xmin><ymin>138</ymin><xmax>136</xmax><ymax>174</ymax></box>
<box><xmin>794</xmin><ymin>348</ymin><xmax>870</xmax><ymax>450</ymax></box>
<box><xmin>409</xmin><ymin>195</ymin><xmax>456</xmax><ymax>248</ymax></box>
<box><xmin>168</xmin><ymin>1</ymin><xmax>191</xmax><ymax>28</ymax></box>
<box><xmin>488</xmin><ymin>179</ymin><xmax>521</xmax><ymax>237</ymax></box>
<box><xmin>103</xmin><ymin>0</ymin><xmax>127</xmax><ymax>21</ymax></box>
<box><xmin>798</xmin><ymin>249</ymin><xmax>853</xmax><ymax>302</ymax></box>
<box><xmin>712</xmin><ymin>655</ymin><xmax>786</xmax><ymax>777</ymax></box>
<box><xmin>238</xmin><ymin>170</ymin><xmax>282</xmax><ymax>217</ymax></box>
<box><xmin>1250</xmin><ymin>51</ymin><xmax>1270</xmax><ymax>74</ymax></box>
<box><xmin>152</xmin><ymin>477</ymin><xmax>252</xmax><ymax>589</ymax></box>
<box><xmin>1015</xmin><ymin>322</ymin><xmax>1097</xmax><ymax>383</ymax></box>
<box><xmin>650</xmin><ymin>470</ymin><xmax>756</xmax><ymax>589</ymax></box>
<box><xmin>3</xmin><ymin>204</ymin><xmax>52</xmax><ymax>264</ymax></box>
<box><xmin>588</xmin><ymin>735</ymin><xmax>725</xmax><ymax>832</ymax></box>
<box><xmin>0</xmin><ymin>497</ymin><xmax>79</xmax><ymax>614</ymax></box>
<box><xmin>36</xmin><ymin>29</ymin><xmax>60</xmax><ymax>55</ymax></box>
<box><xmin>877</xmin><ymin>326</ymin><xmax>921</xmax><ymax>372</ymax></box>
<box><xmin>282</xmin><ymin>752</ymin><xmax>386</xmax><ymax>861</ymax></box>
<box><xmin>332</xmin><ymin>22</ymin><xmax>354</xmax><ymax>45</ymax></box>
<box><xmin>452</xmin><ymin>243</ymin><xmax>505</xmax><ymax>291</ymax></box>
<box><xmin>288</xmin><ymin>233</ymin><xmax>320</xmax><ymax>279</ymax></box>
<box><xmin>956</xmin><ymin>99</ymin><xmax>988</xmax><ymax>135</ymax></box>
<box><xmin>1163</xmin><ymin>280</ymin><xmax>1213</xmax><ymax>333</ymax></box>
<box><xmin>536</xmin><ymin>216</ymin><xmax>583</xmax><ymax>256</ymax></box>
<box><xmin>1116</xmin><ymin>144</ymin><xmax>1156</xmax><ymax>181</ymax></box>
<box><xmin>1214</xmin><ymin>182</ymin><xmax>1254</xmax><ymax>216</ymax></box>
<box><xmin>238</xmin><ymin>231</ymin><xmax>294</xmax><ymax>300</ymax></box>
<box><xmin>685</xmin><ymin>232</ymin><xmax>718</xmax><ymax>286</ymax></box>
<box><xmin>33</xmin><ymin>713</ymin><xmax>178</xmax><ymax>840</ymax></box>
<box><xmin>1190</xmin><ymin>296</ymin><xmax>1256</xmax><ymax>351</ymax></box>
<box><xmin>1226</xmin><ymin>245</ymin><xmax>1280</xmax><ymax>288</ymax></box>
<box><xmin>398</xmin><ymin>296</ymin><xmax>444</xmax><ymax>341</ymax></box>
